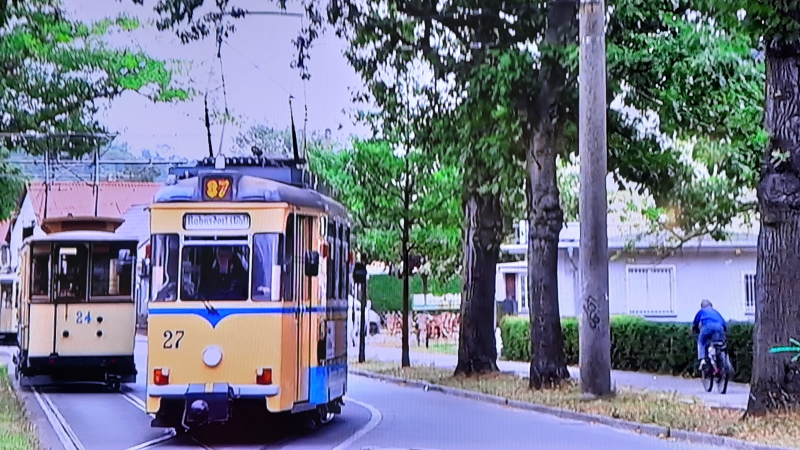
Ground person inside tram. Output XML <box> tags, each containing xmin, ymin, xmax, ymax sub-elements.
<box><xmin>200</xmin><ymin>246</ymin><xmax>248</xmax><ymax>300</ymax></box>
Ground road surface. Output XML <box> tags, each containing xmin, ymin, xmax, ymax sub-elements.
<box><xmin>2</xmin><ymin>341</ymin><xmax>731</xmax><ymax>450</ymax></box>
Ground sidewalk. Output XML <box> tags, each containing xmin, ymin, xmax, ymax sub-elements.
<box><xmin>357</xmin><ymin>345</ymin><xmax>749</xmax><ymax>410</ymax></box>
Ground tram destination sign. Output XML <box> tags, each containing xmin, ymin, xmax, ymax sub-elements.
<box><xmin>183</xmin><ymin>213</ymin><xmax>251</xmax><ymax>231</ymax></box>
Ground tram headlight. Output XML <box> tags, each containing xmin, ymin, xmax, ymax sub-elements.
<box><xmin>202</xmin><ymin>346</ymin><xmax>223</xmax><ymax>367</ymax></box>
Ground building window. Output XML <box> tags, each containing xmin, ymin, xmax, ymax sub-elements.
<box><xmin>743</xmin><ymin>272</ymin><xmax>756</xmax><ymax>315</ymax></box>
<box><xmin>626</xmin><ymin>265</ymin><xmax>676</xmax><ymax>316</ymax></box>
<box><xmin>520</xmin><ymin>274</ymin><xmax>529</xmax><ymax>313</ymax></box>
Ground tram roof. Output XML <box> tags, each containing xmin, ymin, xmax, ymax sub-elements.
<box><xmin>156</xmin><ymin>164</ymin><xmax>351</xmax><ymax>222</ymax></box>
<box><xmin>22</xmin><ymin>230</ymin><xmax>141</xmax><ymax>245</ymax></box>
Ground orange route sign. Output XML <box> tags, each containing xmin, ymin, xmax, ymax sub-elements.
<box><xmin>203</xmin><ymin>176</ymin><xmax>233</xmax><ymax>200</ymax></box>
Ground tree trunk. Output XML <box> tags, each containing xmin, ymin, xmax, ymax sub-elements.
<box><xmin>455</xmin><ymin>190</ymin><xmax>503</xmax><ymax>376</ymax></box>
<box><xmin>527</xmin><ymin>123</ymin><xmax>571</xmax><ymax>389</ymax></box>
<box><xmin>747</xmin><ymin>42</ymin><xmax>800</xmax><ymax>415</ymax></box>
<box><xmin>401</xmin><ymin>162</ymin><xmax>412</xmax><ymax>368</ymax></box>
<box><xmin>524</xmin><ymin>0</ymin><xmax>576</xmax><ymax>390</ymax></box>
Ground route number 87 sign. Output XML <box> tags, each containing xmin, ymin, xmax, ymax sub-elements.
<box><xmin>203</xmin><ymin>176</ymin><xmax>233</xmax><ymax>201</ymax></box>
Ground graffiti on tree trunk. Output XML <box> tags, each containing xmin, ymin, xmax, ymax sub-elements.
<box><xmin>771</xmin><ymin>338</ymin><xmax>800</xmax><ymax>361</ymax></box>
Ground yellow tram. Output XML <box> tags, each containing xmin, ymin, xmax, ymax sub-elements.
<box><xmin>0</xmin><ymin>272</ymin><xmax>19</xmax><ymax>344</ymax></box>
<box><xmin>14</xmin><ymin>216</ymin><xmax>139</xmax><ymax>390</ymax></box>
<box><xmin>146</xmin><ymin>155</ymin><xmax>350</xmax><ymax>431</ymax></box>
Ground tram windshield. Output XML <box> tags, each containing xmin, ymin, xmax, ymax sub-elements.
<box><xmin>181</xmin><ymin>242</ymin><xmax>250</xmax><ymax>301</ymax></box>
<box><xmin>29</xmin><ymin>242</ymin><xmax>137</xmax><ymax>303</ymax></box>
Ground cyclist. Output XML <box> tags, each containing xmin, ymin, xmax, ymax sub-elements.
<box><xmin>692</xmin><ymin>299</ymin><xmax>727</xmax><ymax>370</ymax></box>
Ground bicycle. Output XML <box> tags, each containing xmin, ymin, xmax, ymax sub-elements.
<box><xmin>700</xmin><ymin>339</ymin><xmax>734</xmax><ymax>394</ymax></box>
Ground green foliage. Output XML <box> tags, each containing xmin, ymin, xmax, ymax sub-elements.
<box><xmin>368</xmin><ymin>274</ymin><xmax>460</xmax><ymax>312</ymax></box>
<box><xmin>0</xmin><ymin>0</ymin><xmax>190</xmax><ymax>218</ymax></box>
<box><xmin>500</xmin><ymin>315</ymin><xmax>754</xmax><ymax>383</ymax></box>
<box><xmin>312</xmin><ymin>139</ymin><xmax>462</xmax><ymax>282</ymax></box>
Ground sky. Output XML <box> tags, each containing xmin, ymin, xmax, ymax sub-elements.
<box><xmin>62</xmin><ymin>0</ymin><xmax>370</xmax><ymax>159</ymax></box>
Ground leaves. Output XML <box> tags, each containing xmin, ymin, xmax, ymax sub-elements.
<box><xmin>312</xmin><ymin>139</ymin><xmax>462</xmax><ymax>281</ymax></box>
<box><xmin>0</xmin><ymin>0</ymin><xmax>191</xmax><ymax>218</ymax></box>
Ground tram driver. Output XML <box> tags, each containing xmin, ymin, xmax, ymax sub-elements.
<box><xmin>201</xmin><ymin>246</ymin><xmax>248</xmax><ymax>300</ymax></box>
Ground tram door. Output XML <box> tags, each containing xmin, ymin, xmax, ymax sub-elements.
<box><xmin>287</xmin><ymin>214</ymin><xmax>315</xmax><ymax>403</ymax></box>
<box><xmin>52</xmin><ymin>244</ymin><xmax>94</xmax><ymax>356</ymax></box>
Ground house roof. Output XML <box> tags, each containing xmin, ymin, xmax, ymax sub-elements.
<box><xmin>502</xmin><ymin>220</ymin><xmax>758</xmax><ymax>255</ymax></box>
<box><xmin>0</xmin><ymin>221</ymin><xmax>10</xmax><ymax>245</ymax></box>
<box><xmin>25</xmin><ymin>181</ymin><xmax>161</xmax><ymax>222</ymax></box>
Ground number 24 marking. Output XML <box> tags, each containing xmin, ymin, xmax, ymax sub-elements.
<box><xmin>163</xmin><ymin>330</ymin><xmax>185</xmax><ymax>349</ymax></box>
<box><xmin>76</xmin><ymin>311</ymin><xmax>91</xmax><ymax>323</ymax></box>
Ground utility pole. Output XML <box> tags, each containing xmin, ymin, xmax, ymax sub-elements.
<box><xmin>578</xmin><ymin>0</ymin><xmax>612</xmax><ymax>397</ymax></box>
<box><xmin>353</xmin><ymin>262</ymin><xmax>368</xmax><ymax>363</ymax></box>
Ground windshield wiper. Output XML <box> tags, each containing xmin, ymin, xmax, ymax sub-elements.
<box><xmin>202</xmin><ymin>298</ymin><xmax>218</xmax><ymax>315</ymax></box>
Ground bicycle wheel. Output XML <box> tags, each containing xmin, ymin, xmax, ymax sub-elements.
<box><xmin>717</xmin><ymin>353</ymin><xmax>732</xmax><ymax>394</ymax></box>
<box><xmin>701</xmin><ymin>364</ymin><xmax>714</xmax><ymax>392</ymax></box>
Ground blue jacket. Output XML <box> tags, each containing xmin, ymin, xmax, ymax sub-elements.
<box><xmin>693</xmin><ymin>307</ymin><xmax>727</xmax><ymax>333</ymax></box>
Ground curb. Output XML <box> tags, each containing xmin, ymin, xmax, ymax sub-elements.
<box><xmin>350</xmin><ymin>369</ymin><xmax>791</xmax><ymax>450</ymax></box>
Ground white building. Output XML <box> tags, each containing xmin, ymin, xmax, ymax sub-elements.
<box><xmin>496</xmin><ymin>220</ymin><xmax>758</xmax><ymax>323</ymax></box>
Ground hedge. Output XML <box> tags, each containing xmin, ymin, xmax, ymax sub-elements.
<box><xmin>499</xmin><ymin>315</ymin><xmax>753</xmax><ymax>383</ymax></box>
<box><xmin>368</xmin><ymin>274</ymin><xmax>461</xmax><ymax>312</ymax></box>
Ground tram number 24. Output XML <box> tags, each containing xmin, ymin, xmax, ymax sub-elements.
<box><xmin>163</xmin><ymin>330</ymin><xmax>185</xmax><ymax>349</ymax></box>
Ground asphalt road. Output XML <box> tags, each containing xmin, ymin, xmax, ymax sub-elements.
<box><xmin>3</xmin><ymin>341</ymin><xmax>733</xmax><ymax>450</ymax></box>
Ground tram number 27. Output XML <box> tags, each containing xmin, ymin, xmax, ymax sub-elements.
<box><xmin>163</xmin><ymin>330</ymin><xmax>185</xmax><ymax>349</ymax></box>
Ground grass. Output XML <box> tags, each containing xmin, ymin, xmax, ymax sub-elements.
<box><xmin>0</xmin><ymin>366</ymin><xmax>39</xmax><ymax>450</ymax></box>
<box><xmin>353</xmin><ymin>360</ymin><xmax>800</xmax><ymax>449</ymax></box>
<box><xmin>370</xmin><ymin>341</ymin><xmax>458</xmax><ymax>356</ymax></box>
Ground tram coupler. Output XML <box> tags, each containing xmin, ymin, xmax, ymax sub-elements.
<box><xmin>105</xmin><ymin>374</ymin><xmax>122</xmax><ymax>391</ymax></box>
<box><xmin>181</xmin><ymin>388</ymin><xmax>231</xmax><ymax>427</ymax></box>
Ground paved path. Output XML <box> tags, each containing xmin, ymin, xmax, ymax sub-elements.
<box><xmin>360</xmin><ymin>345</ymin><xmax>749</xmax><ymax>410</ymax></box>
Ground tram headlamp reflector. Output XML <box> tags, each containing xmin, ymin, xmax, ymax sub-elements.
<box><xmin>154</xmin><ymin>368</ymin><xmax>169</xmax><ymax>385</ymax></box>
<box><xmin>202</xmin><ymin>346</ymin><xmax>223</xmax><ymax>367</ymax></box>
<box><xmin>256</xmin><ymin>368</ymin><xmax>273</xmax><ymax>385</ymax></box>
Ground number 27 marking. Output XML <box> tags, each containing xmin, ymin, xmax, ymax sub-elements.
<box><xmin>163</xmin><ymin>330</ymin><xmax>185</xmax><ymax>349</ymax></box>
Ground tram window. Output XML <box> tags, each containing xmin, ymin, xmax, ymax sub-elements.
<box><xmin>90</xmin><ymin>244</ymin><xmax>136</xmax><ymax>301</ymax></box>
<box><xmin>252</xmin><ymin>234</ymin><xmax>283</xmax><ymax>301</ymax></box>
<box><xmin>339</xmin><ymin>225</ymin><xmax>347</xmax><ymax>299</ymax></box>
<box><xmin>282</xmin><ymin>215</ymin><xmax>295</xmax><ymax>301</ymax></box>
<box><xmin>151</xmin><ymin>234</ymin><xmax>179</xmax><ymax>302</ymax></box>
<box><xmin>181</xmin><ymin>244</ymin><xmax>249</xmax><ymax>301</ymax></box>
<box><xmin>1</xmin><ymin>283</ymin><xmax>11</xmax><ymax>308</ymax></box>
<box><xmin>327</xmin><ymin>222</ymin><xmax>337</xmax><ymax>300</ymax></box>
<box><xmin>53</xmin><ymin>244</ymin><xmax>89</xmax><ymax>303</ymax></box>
<box><xmin>31</xmin><ymin>244</ymin><xmax>50</xmax><ymax>301</ymax></box>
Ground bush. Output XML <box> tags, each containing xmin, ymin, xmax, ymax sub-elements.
<box><xmin>499</xmin><ymin>315</ymin><xmax>753</xmax><ymax>383</ymax></box>
<box><xmin>368</xmin><ymin>274</ymin><xmax>461</xmax><ymax>312</ymax></box>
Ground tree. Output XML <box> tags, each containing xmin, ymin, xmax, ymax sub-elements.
<box><xmin>138</xmin><ymin>0</ymin><xmax>766</xmax><ymax>387</ymax></box>
<box><xmin>0</xmin><ymin>0</ymin><xmax>189</xmax><ymax>218</ymax></box>
<box><xmin>681</xmin><ymin>0</ymin><xmax>800</xmax><ymax>415</ymax></box>
<box><xmin>313</xmin><ymin>139</ymin><xmax>460</xmax><ymax>367</ymax></box>
<box><xmin>236</xmin><ymin>124</ymin><xmax>336</xmax><ymax>158</ymax></box>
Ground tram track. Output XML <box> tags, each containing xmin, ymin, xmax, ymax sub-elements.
<box><xmin>33</xmin><ymin>388</ymin><xmax>85</xmax><ymax>450</ymax></box>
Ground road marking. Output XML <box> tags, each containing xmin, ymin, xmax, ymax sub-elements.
<box><xmin>33</xmin><ymin>389</ymin><xmax>86</xmax><ymax>450</ymax></box>
<box><xmin>191</xmin><ymin>436</ymin><xmax>214</xmax><ymax>449</ymax></box>
<box><xmin>120</xmin><ymin>390</ymin><xmax>147</xmax><ymax>412</ymax></box>
<box><xmin>330</xmin><ymin>397</ymin><xmax>382</xmax><ymax>450</ymax></box>
<box><xmin>122</xmin><ymin>430</ymin><xmax>176</xmax><ymax>450</ymax></box>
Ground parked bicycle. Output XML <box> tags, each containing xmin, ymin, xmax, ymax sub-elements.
<box><xmin>700</xmin><ymin>339</ymin><xmax>734</xmax><ymax>394</ymax></box>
